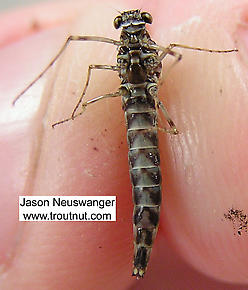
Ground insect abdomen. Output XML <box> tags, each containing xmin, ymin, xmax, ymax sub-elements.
<box><xmin>122</xmin><ymin>87</ymin><xmax>161</xmax><ymax>278</ymax></box>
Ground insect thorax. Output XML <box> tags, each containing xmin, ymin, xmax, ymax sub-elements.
<box><xmin>117</xmin><ymin>23</ymin><xmax>162</xmax><ymax>86</ymax></box>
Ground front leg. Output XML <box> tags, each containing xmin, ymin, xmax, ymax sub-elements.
<box><xmin>13</xmin><ymin>36</ymin><xmax>120</xmax><ymax>105</ymax></box>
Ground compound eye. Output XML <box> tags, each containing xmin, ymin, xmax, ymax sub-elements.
<box><xmin>141</xmin><ymin>12</ymin><xmax>152</xmax><ymax>24</ymax></box>
<box><xmin>114</xmin><ymin>16</ymin><xmax>122</xmax><ymax>29</ymax></box>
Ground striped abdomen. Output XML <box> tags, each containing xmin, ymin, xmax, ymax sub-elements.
<box><xmin>122</xmin><ymin>83</ymin><xmax>161</xmax><ymax>278</ymax></box>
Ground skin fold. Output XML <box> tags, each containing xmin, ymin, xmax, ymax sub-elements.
<box><xmin>1</xmin><ymin>0</ymin><xmax>248</xmax><ymax>289</ymax></box>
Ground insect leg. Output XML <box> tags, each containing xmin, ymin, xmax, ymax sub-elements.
<box><xmin>158</xmin><ymin>48</ymin><xmax>182</xmax><ymax>87</ymax></box>
<box><xmin>13</xmin><ymin>35</ymin><xmax>120</xmax><ymax>105</ymax></box>
<box><xmin>152</xmin><ymin>43</ymin><xmax>237</xmax><ymax>134</ymax></box>
<box><xmin>156</xmin><ymin>98</ymin><xmax>179</xmax><ymax>135</ymax></box>
<box><xmin>166</xmin><ymin>43</ymin><xmax>238</xmax><ymax>53</ymax></box>
<box><xmin>158</xmin><ymin>46</ymin><xmax>182</xmax><ymax>63</ymax></box>
<box><xmin>152</xmin><ymin>43</ymin><xmax>238</xmax><ymax>56</ymax></box>
<box><xmin>155</xmin><ymin>42</ymin><xmax>237</xmax><ymax>84</ymax></box>
<box><xmin>52</xmin><ymin>90</ymin><xmax>121</xmax><ymax>128</ymax></box>
<box><xmin>152</xmin><ymin>42</ymin><xmax>237</xmax><ymax>87</ymax></box>
<box><xmin>71</xmin><ymin>64</ymin><xmax>118</xmax><ymax>119</ymax></box>
<box><xmin>148</xmin><ymin>45</ymin><xmax>180</xmax><ymax>135</ymax></box>
<box><xmin>148</xmin><ymin>80</ymin><xmax>178</xmax><ymax>135</ymax></box>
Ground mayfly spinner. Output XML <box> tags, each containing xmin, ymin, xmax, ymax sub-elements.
<box><xmin>13</xmin><ymin>10</ymin><xmax>238</xmax><ymax>278</ymax></box>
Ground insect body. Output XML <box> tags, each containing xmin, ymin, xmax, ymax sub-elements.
<box><xmin>13</xmin><ymin>9</ymin><xmax>238</xmax><ymax>279</ymax></box>
<box><xmin>115</xmin><ymin>11</ymin><xmax>164</xmax><ymax>278</ymax></box>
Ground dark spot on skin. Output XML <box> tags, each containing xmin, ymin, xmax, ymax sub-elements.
<box><xmin>104</xmin><ymin>129</ymin><xmax>107</xmax><ymax>132</ymax></box>
<box><xmin>98</xmin><ymin>246</ymin><xmax>102</xmax><ymax>249</ymax></box>
<box><xmin>118</xmin><ymin>141</ymin><xmax>124</xmax><ymax>148</ymax></box>
<box><xmin>224</xmin><ymin>207</ymin><xmax>248</xmax><ymax>236</ymax></box>
<box><xmin>219</xmin><ymin>88</ymin><xmax>223</xmax><ymax>94</ymax></box>
<box><xmin>93</xmin><ymin>147</ymin><xmax>99</xmax><ymax>151</ymax></box>
<box><xmin>90</xmin><ymin>138</ymin><xmax>94</xmax><ymax>141</ymax></box>
<box><xmin>30</xmin><ymin>20</ymin><xmax>41</xmax><ymax>31</ymax></box>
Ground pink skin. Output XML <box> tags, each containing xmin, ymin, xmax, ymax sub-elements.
<box><xmin>1</xmin><ymin>0</ymin><xmax>248</xmax><ymax>288</ymax></box>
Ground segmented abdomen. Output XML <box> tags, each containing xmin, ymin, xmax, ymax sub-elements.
<box><xmin>122</xmin><ymin>83</ymin><xmax>161</xmax><ymax>278</ymax></box>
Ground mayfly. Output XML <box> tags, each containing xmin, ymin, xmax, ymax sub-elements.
<box><xmin>13</xmin><ymin>9</ymin><xmax>238</xmax><ymax>278</ymax></box>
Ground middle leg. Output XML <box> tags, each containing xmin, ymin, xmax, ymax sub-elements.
<box><xmin>71</xmin><ymin>64</ymin><xmax>118</xmax><ymax>119</ymax></box>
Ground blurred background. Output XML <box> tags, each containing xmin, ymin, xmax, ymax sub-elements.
<box><xmin>0</xmin><ymin>0</ymin><xmax>47</xmax><ymax>10</ymax></box>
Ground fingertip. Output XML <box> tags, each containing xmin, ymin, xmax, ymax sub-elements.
<box><xmin>155</xmin><ymin>0</ymin><xmax>247</xmax><ymax>284</ymax></box>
